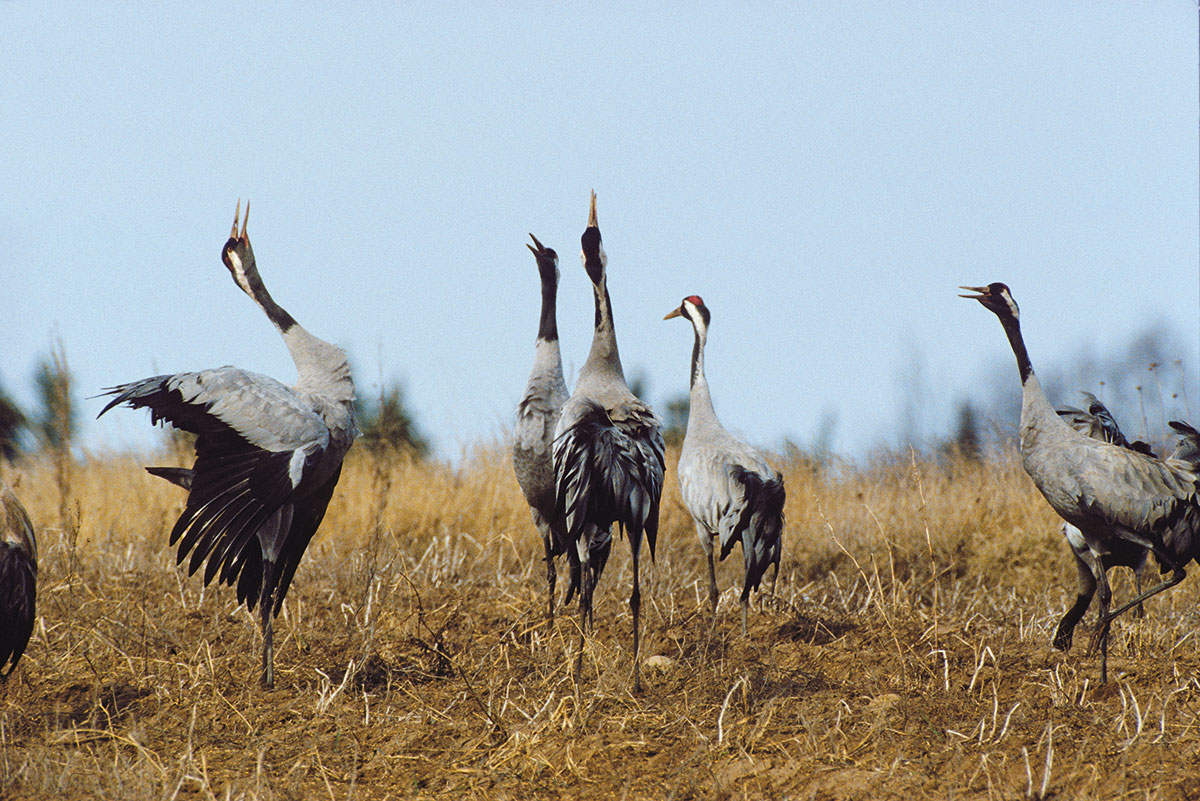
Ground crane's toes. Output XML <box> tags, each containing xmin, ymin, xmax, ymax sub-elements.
<box><xmin>1051</xmin><ymin>626</ymin><xmax>1073</xmax><ymax>652</ymax></box>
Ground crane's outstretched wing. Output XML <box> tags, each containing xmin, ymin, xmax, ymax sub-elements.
<box><xmin>100</xmin><ymin>369</ymin><xmax>332</xmax><ymax>608</ymax></box>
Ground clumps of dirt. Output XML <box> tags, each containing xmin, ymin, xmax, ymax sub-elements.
<box><xmin>51</xmin><ymin>682</ymin><xmax>150</xmax><ymax>728</ymax></box>
<box><xmin>325</xmin><ymin>636</ymin><xmax>457</xmax><ymax>694</ymax></box>
<box><xmin>778</xmin><ymin>612</ymin><xmax>855</xmax><ymax>645</ymax></box>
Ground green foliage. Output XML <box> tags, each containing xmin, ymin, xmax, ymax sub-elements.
<box><xmin>0</xmin><ymin>384</ymin><xmax>27</xmax><ymax>462</ymax></box>
<box><xmin>662</xmin><ymin>393</ymin><xmax>689</xmax><ymax>448</ymax></box>
<box><xmin>942</xmin><ymin>399</ymin><xmax>981</xmax><ymax>460</ymax></box>
<box><xmin>356</xmin><ymin>383</ymin><xmax>430</xmax><ymax>457</ymax></box>
<box><xmin>32</xmin><ymin>340</ymin><xmax>76</xmax><ymax>454</ymax></box>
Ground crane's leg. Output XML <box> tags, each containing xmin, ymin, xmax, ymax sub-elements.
<box><xmin>574</xmin><ymin>536</ymin><xmax>590</xmax><ymax>680</ymax></box>
<box><xmin>630</xmin><ymin>542</ymin><xmax>642</xmax><ymax>693</ymax></box>
<box><xmin>697</xmin><ymin>524</ymin><xmax>718</xmax><ymax>626</ymax></box>
<box><xmin>1103</xmin><ymin>567</ymin><xmax>1186</xmax><ymax>626</ymax></box>
<box><xmin>260</xmin><ymin>574</ymin><xmax>276</xmax><ymax>689</ymax></box>
<box><xmin>585</xmin><ymin>525</ymin><xmax>611</xmax><ymax>631</ymax></box>
<box><xmin>707</xmin><ymin>549</ymin><xmax>718</xmax><ymax>620</ymax></box>
<box><xmin>1130</xmin><ymin>560</ymin><xmax>1147</xmax><ymax>619</ymax></box>
<box><xmin>1053</xmin><ymin>551</ymin><xmax>1098</xmax><ymax>651</ymax></box>
<box><xmin>740</xmin><ymin>590</ymin><xmax>749</xmax><ymax>638</ymax></box>
<box><xmin>1092</xmin><ymin>570</ymin><xmax>1113</xmax><ymax>684</ymax></box>
<box><xmin>542</xmin><ymin>528</ymin><xmax>557</xmax><ymax>623</ymax></box>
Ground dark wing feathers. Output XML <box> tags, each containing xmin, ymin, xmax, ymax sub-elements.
<box><xmin>145</xmin><ymin>466</ymin><xmax>194</xmax><ymax>490</ymax></box>
<box><xmin>174</xmin><ymin>445</ymin><xmax>295</xmax><ymax>590</ymax></box>
<box><xmin>271</xmin><ymin>464</ymin><xmax>342</xmax><ymax>612</ymax></box>
<box><xmin>727</xmin><ymin>466</ymin><xmax>786</xmax><ymax>598</ymax></box>
<box><xmin>101</xmin><ymin>375</ymin><xmax>240</xmax><ymax>438</ymax></box>
<box><xmin>0</xmin><ymin>543</ymin><xmax>36</xmax><ymax>676</ymax></box>
<box><xmin>554</xmin><ymin>400</ymin><xmax>665</xmax><ymax>558</ymax></box>
<box><xmin>100</xmin><ymin>373</ymin><xmax>337</xmax><ymax>614</ymax></box>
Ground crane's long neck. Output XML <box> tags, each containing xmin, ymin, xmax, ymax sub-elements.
<box><xmin>581</xmin><ymin>278</ymin><xmax>624</xmax><ymax>380</ymax></box>
<box><xmin>242</xmin><ymin>265</ymin><xmax>297</xmax><ymax>334</ymax></box>
<box><xmin>538</xmin><ymin>270</ymin><xmax>559</xmax><ymax>343</ymax></box>
<box><xmin>687</xmin><ymin>322</ymin><xmax>718</xmax><ymax>427</ymax></box>
<box><xmin>999</xmin><ymin>314</ymin><xmax>1033</xmax><ymax>385</ymax></box>
<box><xmin>245</xmin><ymin>268</ymin><xmax>355</xmax><ymax>405</ymax></box>
<box><xmin>530</xmin><ymin>270</ymin><xmax>565</xmax><ymax>384</ymax></box>
<box><xmin>999</xmin><ymin>312</ymin><xmax>1060</xmax><ymax>447</ymax></box>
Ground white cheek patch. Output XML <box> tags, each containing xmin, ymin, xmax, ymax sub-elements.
<box><xmin>288</xmin><ymin>449</ymin><xmax>306</xmax><ymax>488</ymax></box>
<box><xmin>226</xmin><ymin>250</ymin><xmax>242</xmax><ymax>272</ymax></box>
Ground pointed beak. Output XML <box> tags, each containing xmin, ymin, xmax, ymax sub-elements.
<box><xmin>240</xmin><ymin>201</ymin><xmax>249</xmax><ymax>240</ymax></box>
<box><xmin>588</xmin><ymin>190</ymin><xmax>598</xmax><ymax>227</ymax></box>
<box><xmin>230</xmin><ymin>200</ymin><xmax>241</xmax><ymax>238</ymax></box>
<box><xmin>527</xmin><ymin>233</ymin><xmax>543</xmax><ymax>255</ymax></box>
<box><xmin>958</xmin><ymin>285</ymin><xmax>988</xmax><ymax>300</ymax></box>
<box><xmin>664</xmin><ymin>307</ymin><xmax>683</xmax><ymax>320</ymax></box>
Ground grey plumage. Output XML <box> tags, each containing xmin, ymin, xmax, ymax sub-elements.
<box><xmin>1052</xmin><ymin>392</ymin><xmax>1150</xmax><ymax>653</ymax></box>
<box><xmin>100</xmin><ymin>202</ymin><xmax>357</xmax><ymax>688</ymax></box>
<box><xmin>513</xmin><ymin>234</ymin><xmax>570</xmax><ymax>620</ymax></box>
<box><xmin>553</xmin><ymin>192</ymin><xmax>664</xmax><ymax>691</ymax></box>
<box><xmin>963</xmin><ymin>283</ymin><xmax>1200</xmax><ymax>682</ymax></box>
<box><xmin>666</xmin><ymin>295</ymin><xmax>784</xmax><ymax>635</ymax></box>
<box><xmin>0</xmin><ymin>480</ymin><xmax>36</xmax><ymax>679</ymax></box>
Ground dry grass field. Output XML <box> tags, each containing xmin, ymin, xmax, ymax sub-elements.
<box><xmin>2</xmin><ymin>442</ymin><xmax>1200</xmax><ymax>800</ymax></box>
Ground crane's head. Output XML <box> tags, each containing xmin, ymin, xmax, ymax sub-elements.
<box><xmin>526</xmin><ymin>233</ymin><xmax>559</xmax><ymax>283</ymax></box>
<box><xmin>580</xmin><ymin>190</ymin><xmax>606</xmax><ymax>285</ymax></box>
<box><xmin>959</xmin><ymin>283</ymin><xmax>1018</xmax><ymax>321</ymax></box>
<box><xmin>221</xmin><ymin>200</ymin><xmax>257</xmax><ymax>296</ymax></box>
<box><xmin>664</xmin><ymin>295</ymin><xmax>711</xmax><ymax>330</ymax></box>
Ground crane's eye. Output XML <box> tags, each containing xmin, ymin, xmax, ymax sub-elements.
<box><xmin>222</xmin><ymin>243</ymin><xmax>242</xmax><ymax>271</ymax></box>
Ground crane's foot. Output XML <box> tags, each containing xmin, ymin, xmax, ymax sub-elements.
<box><xmin>1051</xmin><ymin>623</ymin><xmax>1074</xmax><ymax>652</ymax></box>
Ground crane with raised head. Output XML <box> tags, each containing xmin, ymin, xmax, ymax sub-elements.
<box><xmin>0</xmin><ymin>480</ymin><xmax>36</xmax><ymax>679</ymax></box>
<box><xmin>513</xmin><ymin>234</ymin><xmax>570</xmax><ymax>621</ymax></box>
<box><xmin>962</xmin><ymin>282</ymin><xmax>1200</xmax><ymax>682</ymax></box>
<box><xmin>665</xmin><ymin>295</ymin><xmax>784</xmax><ymax>635</ymax></box>
<box><xmin>554</xmin><ymin>192</ymin><xmax>664</xmax><ymax>691</ymax></box>
<box><xmin>100</xmin><ymin>202</ymin><xmax>357</xmax><ymax>688</ymax></box>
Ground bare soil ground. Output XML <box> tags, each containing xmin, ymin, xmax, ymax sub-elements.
<box><xmin>2</xmin><ymin>446</ymin><xmax>1199</xmax><ymax>800</ymax></box>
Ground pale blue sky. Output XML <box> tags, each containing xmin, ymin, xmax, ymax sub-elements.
<box><xmin>3</xmin><ymin>3</ymin><xmax>1197</xmax><ymax>459</ymax></box>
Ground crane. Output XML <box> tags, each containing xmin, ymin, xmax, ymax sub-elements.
<box><xmin>554</xmin><ymin>192</ymin><xmax>664</xmax><ymax>691</ymax></box>
<box><xmin>0</xmin><ymin>480</ymin><xmax>36</xmax><ymax>679</ymax></box>
<box><xmin>1167</xmin><ymin>421</ymin><xmax>1200</xmax><ymax>466</ymax></box>
<box><xmin>1052</xmin><ymin>393</ymin><xmax>1151</xmax><ymax>652</ymax></box>
<box><xmin>513</xmin><ymin>234</ymin><xmax>570</xmax><ymax>621</ymax></box>
<box><xmin>962</xmin><ymin>283</ymin><xmax>1200</xmax><ymax>682</ymax></box>
<box><xmin>665</xmin><ymin>295</ymin><xmax>785</xmax><ymax>635</ymax></box>
<box><xmin>100</xmin><ymin>202</ymin><xmax>357</xmax><ymax>688</ymax></box>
